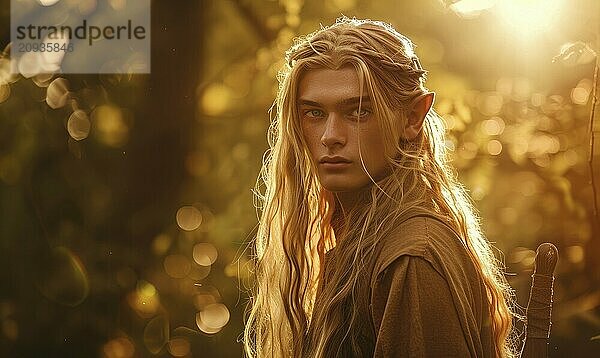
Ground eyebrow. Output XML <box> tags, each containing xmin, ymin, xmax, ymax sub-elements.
<box><xmin>297</xmin><ymin>96</ymin><xmax>372</xmax><ymax>107</ymax></box>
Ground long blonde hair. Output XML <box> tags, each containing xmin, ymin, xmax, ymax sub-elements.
<box><xmin>243</xmin><ymin>16</ymin><xmax>517</xmax><ymax>358</ymax></box>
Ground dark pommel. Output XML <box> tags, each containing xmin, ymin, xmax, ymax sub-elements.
<box><xmin>521</xmin><ymin>242</ymin><xmax>559</xmax><ymax>358</ymax></box>
<box><xmin>533</xmin><ymin>243</ymin><xmax>559</xmax><ymax>276</ymax></box>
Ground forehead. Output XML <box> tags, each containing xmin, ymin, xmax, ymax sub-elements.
<box><xmin>297</xmin><ymin>66</ymin><xmax>366</xmax><ymax>103</ymax></box>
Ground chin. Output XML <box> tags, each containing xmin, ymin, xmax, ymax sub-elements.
<box><xmin>322</xmin><ymin>184</ymin><xmax>352</xmax><ymax>192</ymax></box>
<box><xmin>320</xmin><ymin>178</ymin><xmax>365</xmax><ymax>193</ymax></box>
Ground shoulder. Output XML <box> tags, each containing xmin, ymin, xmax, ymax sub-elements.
<box><xmin>368</xmin><ymin>216</ymin><xmax>492</xmax><ymax>357</ymax></box>
<box><xmin>371</xmin><ymin>215</ymin><xmax>475</xmax><ymax>286</ymax></box>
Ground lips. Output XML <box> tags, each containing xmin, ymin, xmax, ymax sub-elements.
<box><xmin>319</xmin><ymin>156</ymin><xmax>352</xmax><ymax>170</ymax></box>
<box><xmin>319</xmin><ymin>156</ymin><xmax>352</xmax><ymax>164</ymax></box>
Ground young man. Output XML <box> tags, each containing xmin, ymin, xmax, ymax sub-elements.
<box><xmin>244</xmin><ymin>17</ymin><xmax>517</xmax><ymax>357</ymax></box>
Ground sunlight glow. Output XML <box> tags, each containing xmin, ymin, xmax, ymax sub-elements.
<box><xmin>449</xmin><ymin>0</ymin><xmax>565</xmax><ymax>39</ymax></box>
<box><xmin>495</xmin><ymin>0</ymin><xmax>565</xmax><ymax>37</ymax></box>
<box><xmin>449</xmin><ymin>0</ymin><xmax>496</xmax><ymax>18</ymax></box>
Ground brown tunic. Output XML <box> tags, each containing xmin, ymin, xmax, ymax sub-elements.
<box><xmin>313</xmin><ymin>215</ymin><xmax>495</xmax><ymax>357</ymax></box>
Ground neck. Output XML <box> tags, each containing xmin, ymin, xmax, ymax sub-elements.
<box><xmin>334</xmin><ymin>192</ymin><xmax>359</xmax><ymax>213</ymax></box>
<box><xmin>330</xmin><ymin>185</ymin><xmax>373</xmax><ymax>239</ymax></box>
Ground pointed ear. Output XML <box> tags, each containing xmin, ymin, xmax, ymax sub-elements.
<box><xmin>403</xmin><ymin>92</ymin><xmax>435</xmax><ymax>140</ymax></box>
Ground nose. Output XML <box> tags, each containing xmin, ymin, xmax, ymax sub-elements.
<box><xmin>320</xmin><ymin>113</ymin><xmax>346</xmax><ymax>148</ymax></box>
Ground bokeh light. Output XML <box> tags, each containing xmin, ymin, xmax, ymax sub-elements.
<box><xmin>176</xmin><ymin>206</ymin><xmax>203</xmax><ymax>231</ymax></box>
<box><xmin>509</xmin><ymin>247</ymin><xmax>536</xmax><ymax>267</ymax></box>
<box><xmin>102</xmin><ymin>336</ymin><xmax>135</xmax><ymax>358</ymax></box>
<box><xmin>571</xmin><ymin>87</ymin><xmax>589</xmax><ymax>105</ymax></box>
<box><xmin>37</xmin><ymin>0</ymin><xmax>61</xmax><ymax>6</ymax></box>
<box><xmin>46</xmin><ymin>78</ymin><xmax>70</xmax><ymax>109</ymax></box>
<box><xmin>35</xmin><ymin>246</ymin><xmax>90</xmax><ymax>307</ymax></box>
<box><xmin>67</xmin><ymin>110</ymin><xmax>91</xmax><ymax>141</ymax></box>
<box><xmin>143</xmin><ymin>315</ymin><xmax>169</xmax><ymax>354</ymax></box>
<box><xmin>565</xmin><ymin>245</ymin><xmax>585</xmax><ymax>264</ymax></box>
<box><xmin>196</xmin><ymin>303</ymin><xmax>230</xmax><ymax>334</ymax></box>
<box><xmin>571</xmin><ymin>78</ymin><xmax>592</xmax><ymax>105</ymax></box>
<box><xmin>193</xmin><ymin>243</ymin><xmax>218</xmax><ymax>266</ymax></box>
<box><xmin>487</xmin><ymin>139</ymin><xmax>502</xmax><ymax>155</ymax></box>
<box><xmin>201</xmin><ymin>83</ymin><xmax>232</xmax><ymax>116</ymax></box>
<box><xmin>91</xmin><ymin>105</ymin><xmax>129</xmax><ymax>147</ymax></box>
<box><xmin>127</xmin><ymin>281</ymin><xmax>160</xmax><ymax>318</ymax></box>
<box><xmin>481</xmin><ymin>117</ymin><xmax>505</xmax><ymax>136</ymax></box>
<box><xmin>449</xmin><ymin>0</ymin><xmax>496</xmax><ymax>18</ymax></box>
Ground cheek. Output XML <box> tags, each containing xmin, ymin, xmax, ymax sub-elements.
<box><xmin>301</xmin><ymin>126</ymin><xmax>320</xmax><ymax>158</ymax></box>
<box><xmin>358</xmin><ymin>130</ymin><xmax>389</xmax><ymax>172</ymax></box>
<box><xmin>360</xmin><ymin>130</ymin><xmax>386</xmax><ymax>158</ymax></box>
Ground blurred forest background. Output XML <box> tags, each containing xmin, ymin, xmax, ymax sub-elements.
<box><xmin>0</xmin><ymin>0</ymin><xmax>599</xmax><ymax>357</ymax></box>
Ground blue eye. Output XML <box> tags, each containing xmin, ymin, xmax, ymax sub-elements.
<box><xmin>304</xmin><ymin>109</ymin><xmax>325</xmax><ymax>118</ymax></box>
<box><xmin>350</xmin><ymin>108</ymin><xmax>372</xmax><ymax>118</ymax></box>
